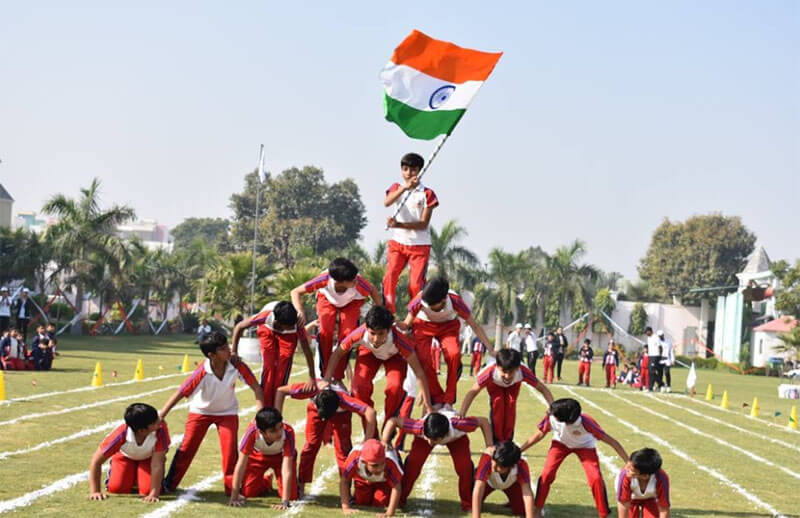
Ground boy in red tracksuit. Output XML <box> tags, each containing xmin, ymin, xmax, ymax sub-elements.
<box><xmin>227</xmin><ymin>407</ymin><xmax>298</xmax><ymax>509</ymax></box>
<box><xmin>89</xmin><ymin>403</ymin><xmax>170</xmax><ymax>503</ymax></box>
<box><xmin>639</xmin><ymin>349</ymin><xmax>650</xmax><ymax>391</ymax></box>
<box><xmin>291</xmin><ymin>257</ymin><xmax>381</xmax><ymax>381</ymax></box>
<box><xmin>340</xmin><ymin>439</ymin><xmax>404</xmax><ymax>516</ymax></box>
<box><xmin>382</xmin><ymin>152</ymin><xmax>439</xmax><ymax>313</ymax></box>
<box><xmin>472</xmin><ymin>441</ymin><xmax>535</xmax><ymax>518</ymax></box>
<box><xmin>382</xmin><ymin>409</ymin><xmax>493</xmax><ymax>511</ymax></box>
<box><xmin>521</xmin><ymin>398</ymin><xmax>629</xmax><ymax>518</ymax></box>
<box><xmin>604</xmin><ymin>341</ymin><xmax>620</xmax><ymax>388</ymax></box>
<box><xmin>161</xmin><ymin>332</ymin><xmax>265</xmax><ymax>494</ymax></box>
<box><xmin>324</xmin><ymin>305</ymin><xmax>433</xmax><ymax>425</ymax></box>
<box><xmin>470</xmin><ymin>337</ymin><xmax>486</xmax><ymax>376</ymax></box>
<box><xmin>402</xmin><ymin>277</ymin><xmax>494</xmax><ymax>405</ymax></box>
<box><xmin>616</xmin><ymin>448</ymin><xmax>671</xmax><ymax>518</ymax></box>
<box><xmin>578</xmin><ymin>339</ymin><xmax>594</xmax><ymax>386</ymax></box>
<box><xmin>232</xmin><ymin>300</ymin><xmax>316</xmax><ymax>407</ymax></box>
<box><xmin>274</xmin><ymin>380</ymin><xmax>377</xmax><ymax>496</ymax></box>
<box><xmin>542</xmin><ymin>332</ymin><xmax>556</xmax><ymax>384</ymax></box>
<box><xmin>459</xmin><ymin>349</ymin><xmax>553</xmax><ymax>442</ymax></box>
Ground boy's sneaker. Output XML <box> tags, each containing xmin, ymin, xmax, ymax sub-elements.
<box><xmin>665</xmin><ymin>386</ymin><xmax>672</xmax><ymax>393</ymax></box>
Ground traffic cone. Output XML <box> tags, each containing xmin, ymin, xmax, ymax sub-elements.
<box><xmin>181</xmin><ymin>354</ymin><xmax>191</xmax><ymax>374</ymax></box>
<box><xmin>133</xmin><ymin>359</ymin><xmax>144</xmax><ymax>381</ymax></box>
<box><xmin>720</xmin><ymin>390</ymin><xmax>729</xmax><ymax>410</ymax></box>
<box><xmin>705</xmin><ymin>384</ymin><xmax>713</xmax><ymax>401</ymax></box>
<box><xmin>749</xmin><ymin>397</ymin><xmax>759</xmax><ymax>417</ymax></box>
<box><xmin>0</xmin><ymin>371</ymin><xmax>6</xmax><ymax>401</ymax></box>
<box><xmin>791</xmin><ymin>406</ymin><xmax>799</xmax><ymax>431</ymax></box>
<box><xmin>91</xmin><ymin>362</ymin><xmax>103</xmax><ymax>387</ymax></box>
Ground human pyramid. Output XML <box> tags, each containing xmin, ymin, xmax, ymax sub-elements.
<box><xmin>87</xmin><ymin>152</ymin><xmax>672</xmax><ymax>518</ymax></box>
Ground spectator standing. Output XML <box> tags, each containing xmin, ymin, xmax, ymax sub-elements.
<box><xmin>657</xmin><ymin>330</ymin><xmax>674</xmax><ymax>392</ymax></box>
<box><xmin>523</xmin><ymin>324</ymin><xmax>539</xmax><ymax>374</ymax></box>
<box><xmin>0</xmin><ymin>287</ymin><xmax>11</xmax><ymax>333</ymax></box>
<box><xmin>196</xmin><ymin>319</ymin><xmax>212</xmax><ymax>344</ymax></box>
<box><xmin>506</xmin><ymin>323</ymin><xmax>524</xmax><ymax>353</ymax></box>
<box><xmin>14</xmin><ymin>288</ymin><xmax>34</xmax><ymax>341</ymax></box>
<box><xmin>645</xmin><ymin>327</ymin><xmax>663</xmax><ymax>391</ymax></box>
<box><xmin>554</xmin><ymin>326</ymin><xmax>568</xmax><ymax>381</ymax></box>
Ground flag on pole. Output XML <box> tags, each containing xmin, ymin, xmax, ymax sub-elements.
<box><xmin>380</xmin><ymin>30</ymin><xmax>502</xmax><ymax>140</ymax></box>
<box><xmin>257</xmin><ymin>144</ymin><xmax>266</xmax><ymax>183</ymax></box>
<box><xmin>686</xmin><ymin>362</ymin><xmax>697</xmax><ymax>391</ymax></box>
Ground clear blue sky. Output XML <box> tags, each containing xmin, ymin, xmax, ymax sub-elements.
<box><xmin>1</xmin><ymin>1</ymin><xmax>797</xmax><ymax>279</ymax></box>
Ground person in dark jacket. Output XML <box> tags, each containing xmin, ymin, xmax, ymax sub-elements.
<box><xmin>13</xmin><ymin>288</ymin><xmax>35</xmax><ymax>342</ymax></box>
<box><xmin>554</xmin><ymin>326</ymin><xmax>568</xmax><ymax>381</ymax></box>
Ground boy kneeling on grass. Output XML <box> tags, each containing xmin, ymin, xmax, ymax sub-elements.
<box><xmin>472</xmin><ymin>441</ymin><xmax>535</xmax><ymax>518</ymax></box>
<box><xmin>89</xmin><ymin>403</ymin><xmax>170</xmax><ymax>503</ymax></box>
<box><xmin>339</xmin><ymin>438</ymin><xmax>403</xmax><ymax>517</ymax></box>
<box><xmin>227</xmin><ymin>407</ymin><xmax>298</xmax><ymax>509</ymax></box>
<box><xmin>616</xmin><ymin>448</ymin><xmax>670</xmax><ymax>518</ymax></box>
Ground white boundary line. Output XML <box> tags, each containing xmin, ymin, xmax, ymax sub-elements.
<box><xmin>642</xmin><ymin>392</ymin><xmax>800</xmax><ymax>454</ymax></box>
<box><xmin>683</xmin><ymin>393</ymin><xmax>800</xmax><ymax>435</ymax></box>
<box><xmin>139</xmin><ymin>473</ymin><xmax>222</xmax><ymax>518</ymax></box>
<box><xmin>561</xmin><ymin>386</ymin><xmax>788</xmax><ymax>518</ymax></box>
<box><xmin>607</xmin><ymin>391</ymin><xmax>800</xmax><ymax>481</ymax></box>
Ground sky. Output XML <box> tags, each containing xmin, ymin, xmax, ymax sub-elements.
<box><xmin>1</xmin><ymin>1</ymin><xmax>797</xmax><ymax>279</ymax></box>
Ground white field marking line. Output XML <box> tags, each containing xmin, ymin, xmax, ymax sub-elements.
<box><xmin>139</xmin><ymin>473</ymin><xmax>222</xmax><ymax>518</ymax></box>
<box><xmin>562</xmin><ymin>386</ymin><xmax>787</xmax><ymax>518</ymax></box>
<box><xmin>643</xmin><ymin>391</ymin><xmax>800</xmax><ymax>454</ymax></box>
<box><xmin>0</xmin><ymin>372</ymin><xmax>187</xmax><ymax>406</ymax></box>
<box><xmin>414</xmin><ymin>448</ymin><xmax>441</xmax><ymax>517</ymax></box>
<box><xmin>607</xmin><ymin>391</ymin><xmax>800</xmax><ymax>482</ymax></box>
<box><xmin>281</xmin><ymin>463</ymin><xmax>338</xmax><ymax>517</ymax></box>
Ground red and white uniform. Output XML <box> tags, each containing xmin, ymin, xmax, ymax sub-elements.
<box><xmin>248</xmin><ymin>301</ymin><xmax>309</xmax><ymax>405</ymax></box>
<box><xmin>407</xmin><ymin>290</ymin><xmax>471</xmax><ymax>405</ymax></box>
<box><xmin>337</xmin><ymin>324</ymin><xmax>416</xmax><ymax>420</ymax></box>
<box><xmin>382</xmin><ymin>182</ymin><xmax>439</xmax><ymax>313</ymax></box>
<box><xmin>616</xmin><ymin>469</ymin><xmax>671</xmax><ymax>518</ymax></box>
<box><xmin>304</xmin><ymin>271</ymin><xmax>373</xmax><ymax>380</ymax></box>
<box><xmin>399</xmin><ymin>409</ymin><xmax>478</xmax><ymax>510</ymax></box>
<box><xmin>604</xmin><ymin>350</ymin><xmax>619</xmax><ymax>388</ymax></box>
<box><xmin>165</xmin><ymin>358</ymin><xmax>258</xmax><ymax>493</ymax></box>
<box><xmin>342</xmin><ymin>444</ymin><xmax>404</xmax><ymax>507</ymax></box>
<box><xmin>475</xmin><ymin>453</ymin><xmax>532</xmax><ymax>515</ymax></box>
<box><xmin>471</xmin><ymin>339</ymin><xmax>485</xmax><ymax>375</ymax></box>
<box><xmin>542</xmin><ymin>341</ymin><xmax>555</xmax><ymax>383</ymax></box>
<box><xmin>100</xmin><ymin>421</ymin><xmax>170</xmax><ymax>495</ymax></box>
<box><xmin>476</xmin><ymin>363</ymin><xmax>543</xmax><ymax>442</ymax></box>
<box><xmin>225</xmin><ymin>421</ymin><xmax>298</xmax><ymax>499</ymax></box>
<box><xmin>578</xmin><ymin>346</ymin><xmax>594</xmax><ymax>385</ymax></box>
<box><xmin>285</xmin><ymin>382</ymin><xmax>371</xmax><ymax>484</ymax></box>
<box><xmin>534</xmin><ymin>412</ymin><xmax>610</xmax><ymax>516</ymax></box>
<box><xmin>639</xmin><ymin>351</ymin><xmax>650</xmax><ymax>390</ymax></box>
<box><xmin>394</xmin><ymin>366</ymin><xmax>418</xmax><ymax>450</ymax></box>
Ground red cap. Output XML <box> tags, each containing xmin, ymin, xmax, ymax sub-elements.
<box><xmin>360</xmin><ymin>439</ymin><xmax>385</xmax><ymax>464</ymax></box>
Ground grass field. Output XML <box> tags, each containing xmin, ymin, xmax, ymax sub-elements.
<box><xmin>1</xmin><ymin>335</ymin><xmax>799</xmax><ymax>518</ymax></box>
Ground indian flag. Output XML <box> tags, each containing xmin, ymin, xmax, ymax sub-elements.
<box><xmin>381</xmin><ymin>30</ymin><xmax>502</xmax><ymax>140</ymax></box>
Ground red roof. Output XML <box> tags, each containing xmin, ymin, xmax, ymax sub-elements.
<box><xmin>753</xmin><ymin>317</ymin><xmax>798</xmax><ymax>333</ymax></box>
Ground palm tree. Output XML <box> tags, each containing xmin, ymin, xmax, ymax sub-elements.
<box><xmin>545</xmin><ymin>240</ymin><xmax>600</xmax><ymax>326</ymax></box>
<box><xmin>42</xmin><ymin>178</ymin><xmax>136</xmax><ymax>334</ymax></box>
<box><xmin>473</xmin><ymin>248</ymin><xmax>526</xmax><ymax>349</ymax></box>
<box><xmin>429</xmin><ymin>220</ymin><xmax>480</xmax><ymax>287</ymax></box>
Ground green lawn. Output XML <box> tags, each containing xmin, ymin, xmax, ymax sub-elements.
<box><xmin>1</xmin><ymin>336</ymin><xmax>798</xmax><ymax>517</ymax></box>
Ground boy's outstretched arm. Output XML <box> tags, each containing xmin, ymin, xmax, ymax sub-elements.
<box><xmin>159</xmin><ymin>387</ymin><xmax>184</xmax><ymax>420</ymax></box>
<box><xmin>231</xmin><ymin>316</ymin><xmax>255</xmax><ymax>357</ymax></box>
<box><xmin>382</xmin><ymin>483</ymin><xmax>402</xmax><ymax>517</ymax></box>
<box><xmin>475</xmin><ymin>416</ymin><xmax>494</xmax><ymax>447</ymax></box>
<box><xmin>471</xmin><ymin>479</ymin><xmax>487</xmax><ymax>518</ymax></box>
<box><xmin>599</xmin><ymin>432</ymin><xmax>629</xmax><ymax>463</ymax></box>
<box><xmin>520</xmin><ymin>428</ymin><xmax>546</xmax><ymax>453</ymax></box>
<box><xmin>87</xmin><ymin>448</ymin><xmax>109</xmax><ymax>500</ymax></box>
<box><xmin>339</xmin><ymin>474</ymin><xmax>356</xmax><ymax>514</ymax></box>
<box><xmin>369</xmin><ymin>283</ymin><xmax>383</xmax><ymax>307</ymax></box>
<box><xmin>276</xmin><ymin>455</ymin><xmax>294</xmax><ymax>509</ymax></box>
<box><xmin>458</xmin><ymin>383</ymin><xmax>482</xmax><ymax>418</ymax></box>
<box><xmin>297</xmin><ymin>330</ymin><xmax>316</xmax><ymax>382</ymax></box>
<box><xmin>536</xmin><ymin>382</ymin><xmax>554</xmax><ymax>405</ymax></box>
<box><xmin>143</xmin><ymin>450</ymin><xmax>166</xmax><ymax>502</ymax></box>
<box><xmin>289</xmin><ymin>286</ymin><xmax>308</xmax><ymax>326</ymax></box>
<box><xmin>247</xmin><ymin>376</ymin><xmax>265</xmax><ymax>411</ymax></box>
<box><xmin>381</xmin><ymin>417</ymin><xmax>402</xmax><ymax>446</ymax></box>
<box><xmin>464</xmin><ymin>316</ymin><xmax>496</xmax><ymax>356</ymax></box>
<box><xmin>617</xmin><ymin>501</ymin><xmax>629</xmax><ymax>518</ymax></box>
<box><xmin>406</xmin><ymin>352</ymin><xmax>434</xmax><ymax>413</ymax></box>
<box><xmin>273</xmin><ymin>384</ymin><xmax>294</xmax><ymax>412</ymax></box>
<box><xmin>229</xmin><ymin>454</ymin><xmax>250</xmax><ymax>506</ymax></box>
<box><xmin>324</xmin><ymin>347</ymin><xmax>346</xmax><ymax>381</ymax></box>
<box><xmin>363</xmin><ymin>405</ymin><xmax>378</xmax><ymax>439</ymax></box>
<box><xmin>521</xmin><ymin>482</ymin><xmax>535</xmax><ymax>518</ymax></box>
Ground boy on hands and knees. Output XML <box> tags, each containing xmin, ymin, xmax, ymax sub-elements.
<box><xmin>382</xmin><ymin>152</ymin><xmax>439</xmax><ymax>313</ymax></box>
<box><xmin>472</xmin><ymin>441</ymin><xmax>535</xmax><ymax>518</ymax></box>
<box><xmin>402</xmin><ymin>276</ymin><xmax>495</xmax><ymax>407</ymax></box>
<box><xmin>339</xmin><ymin>439</ymin><xmax>403</xmax><ymax>517</ymax></box>
<box><xmin>521</xmin><ymin>398</ymin><xmax>628</xmax><ymax>518</ymax></box>
<box><xmin>616</xmin><ymin>448</ymin><xmax>670</xmax><ymax>518</ymax></box>
<box><xmin>382</xmin><ymin>409</ymin><xmax>494</xmax><ymax>511</ymax></box>
<box><xmin>89</xmin><ymin>403</ymin><xmax>169</xmax><ymax>503</ymax></box>
<box><xmin>274</xmin><ymin>380</ymin><xmax>378</xmax><ymax>496</ymax></box>
<box><xmin>291</xmin><ymin>257</ymin><xmax>381</xmax><ymax>381</ymax></box>
<box><xmin>231</xmin><ymin>300</ymin><xmax>316</xmax><ymax>407</ymax></box>
<box><xmin>161</xmin><ymin>331</ymin><xmax>264</xmax><ymax>494</ymax></box>
<box><xmin>459</xmin><ymin>348</ymin><xmax>553</xmax><ymax>443</ymax></box>
<box><xmin>228</xmin><ymin>408</ymin><xmax>298</xmax><ymax>509</ymax></box>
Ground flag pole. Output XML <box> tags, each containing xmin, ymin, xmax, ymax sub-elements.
<box><xmin>249</xmin><ymin>144</ymin><xmax>265</xmax><ymax>317</ymax></box>
<box><xmin>386</xmin><ymin>133</ymin><xmax>449</xmax><ymax>229</ymax></box>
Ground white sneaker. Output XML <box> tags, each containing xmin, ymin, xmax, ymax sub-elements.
<box><xmin>666</xmin><ymin>387</ymin><xmax>672</xmax><ymax>393</ymax></box>
<box><xmin>660</xmin><ymin>387</ymin><xmax>666</xmax><ymax>393</ymax></box>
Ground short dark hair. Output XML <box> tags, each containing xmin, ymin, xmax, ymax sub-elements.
<box><xmin>550</xmin><ymin>398</ymin><xmax>581</xmax><ymax>424</ymax></box>
<box><xmin>421</xmin><ymin>277</ymin><xmax>449</xmax><ymax>305</ymax></box>
<box><xmin>493</xmin><ymin>440</ymin><xmax>522</xmax><ymax>467</ymax></box>
<box><xmin>645</xmin><ymin>326</ymin><xmax>653</xmax><ymax>334</ymax></box>
<box><xmin>313</xmin><ymin>388</ymin><xmax>341</xmax><ymax>420</ymax></box>
<box><xmin>547</xmin><ymin>332</ymin><xmax>555</xmax><ymax>338</ymax></box>
<box><xmin>401</xmin><ymin>152</ymin><xmax>424</xmax><ymax>170</ymax></box>
<box><xmin>496</xmin><ymin>348</ymin><xmax>522</xmax><ymax>370</ymax></box>
<box><xmin>423</xmin><ymin>412</ymin><xmax>450</xmax><ymax>440</ymax></box>
<box><xmin>328</xmin><ymin>257</ymin><xmax>358</xmax><ymax>282</ymax></box>
<box><xmin>255</xmin><ymin>407</ymin><xmax>283</xmax><ymax>431</ymax></box>
<box><xmin>40</xmin><ymin>338</ymin><xmax>50</xmax><ymax>345</ymax></box>
<box><xmin>584</xmin><ymin>338</ymin><xmax>591</xmax><ymax>345</ymax></box>
<box><xmin>199</xmin><ymin>331</ymin><xmax>228</xmax><ymax>358</ymax></box>
<box><xmin>124</xmin><ymin>403</ymin><xmax>159</xmax><ymax>431</ymax></box>
<box><xmin>365</xmin><ymin>305</ymin><xmax>394</xmax><ymax>331</ymax></box>
<box><xmin>630</xmin><ymin>448</ymin><xmax>662</xmax><ymax>475</ymax></box>
<box><xmin>272</xmin><ymin>301</ymin><xmax>298</xmax><ymax>327</ymax></box>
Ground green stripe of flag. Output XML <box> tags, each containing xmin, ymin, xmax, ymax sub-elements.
<box><xmin>383</xmin><ymin>93</ymin><xmax>466</xmax><ymax>140</ymax></box>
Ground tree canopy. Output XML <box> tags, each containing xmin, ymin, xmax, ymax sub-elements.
<box><xmin>171</xmin><ymin>217</ymin><xmax>230</xmax><ymax>250</ymax></box>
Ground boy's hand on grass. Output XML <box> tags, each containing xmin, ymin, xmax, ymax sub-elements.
<box><xmin>229</xmin><ymin>494</ymin><xmax>247</xmax><ymax>507</ymax></box>
<box><xmin>88</xmin><ymin>492</ymin><xmax>107</xmax><ymax>501</ymax></box>
<box><xmin>141</xmin><ymin>494</ymin><xmax>159</xmax><ymax>503</ymax></box>
<box><xmin>271</xmin><ymin>501</ymin><xmax>290</xmax><ymax>510</ymax></box>
<box><xmin>342</xmin><ymin>505</ymin><xmax>359</xmax><ymax>515</ymax></box>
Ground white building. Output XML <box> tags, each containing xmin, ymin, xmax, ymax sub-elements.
<box><xmin>611</xmin><ymin>300</ymin><xmax>703</xmax><ymax>356</ymax></box>
<box><xmin>0</xmin><ymin>183</ymin><xmax>13</xmax><ymax>229</ymax></box>
<box><xmin>116</xmin><ymin>219</ymin><xmax>173</xmax><ymax>251</ymax></box>
<box><xmin>751</xmin><ymin>317</ymin><xmax>797</xmax><ymax>367</ymax></box>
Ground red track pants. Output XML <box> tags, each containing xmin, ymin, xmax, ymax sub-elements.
<box><xmin>401</xmin><ymin>435</ymin><xmax>474</xmax><ymax>510</ymax></box>
<box><xmin>605</xmin><ymin>365</ymin><xmax>616</xmax><ymax>387</ymax></box>
<box><xmin>257</xmin><ymin>326</ymin><xmax>297</xmax><ymax>407</ymax></box>
<box><xmin>223</xmin><ymin>452</ymin><xmax>298</xmax><ymax>499</ymax></box>
<box><xmin>542</xmin><ymin>355</ymin><xmax>555</xmax><ymax>384</ymax></box>
<box><xmin>470</xmin><ymin>352</ymin><xmax>482</xmax><ymax>375</ymax></box>
<box><xmin>487</xmin><ymin>381</ymin><xmax>522</xmax><ymax>442</ymax></box>
<box><xmin>625</xmin><ymin>498</ymin><xmax>660</xmax><ymax>518</ymax></box>
<box><xmin>412</xmin><ymin>318</ymin><xmax>462</xmax><ymax>405</ymax></box>
<box><xmin>393</xmin><ymin>395</ymin><xmax>416</xmax><ymax>450</ymax></box>
<box><xmin>535</xmin><ymin>441</ymin><xmax>610</xmax><ymax>517</ymax></box>
<box><xmin>317</xmin><ymin>293</ymin><xmax>362</xmax><ymax>380</ymax></box>
<box><xmin>351</xmin><ymin>349</ymin><xmax>407</xmax><ymax>424</ymax></box>
<box><xmin>298</xmin><ymin>404</ymin><xmax>353</xmax><ymax>483</ymax></box>
<box><xmin>578</xmin><ymin>362</ymin><xmax>592</xmax><ymax>385</ymax></box>
<box><xmin>482</xmin><ymin>482</ymin><xmax>525</xmax><ymax>516</ymax></box>
<box><xmin>165</xmin><ymin>413</ymin><xmax>238</xmax><ymax>493</ymax></box>
<box><xmin>354</xmin><ymin>479</ymin><xmax>392</xmax><ymax>506</ymax></box>
<box><xmin>382</xmin><ymin>240</ymin><xmax>430</xmax><ymax>313</ymax></box>
<box><xmin>107</xmin><ymin>453</ymin><xmax>155</xmax><ymax>495</ymax></box>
